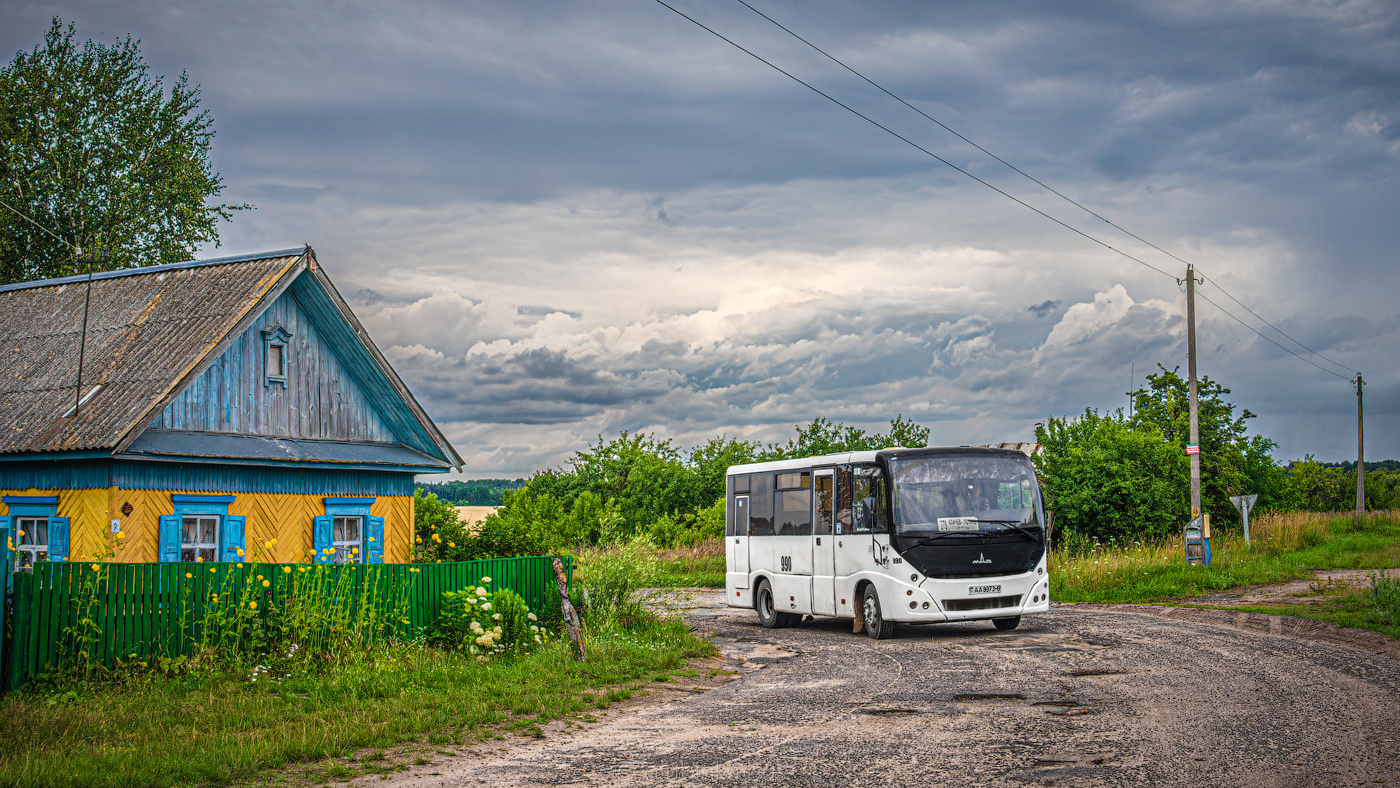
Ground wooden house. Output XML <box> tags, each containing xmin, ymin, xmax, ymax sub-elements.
<box><xmin>0</xmin><ymin>247</ymin><xmax>462</xmax><ymax>566</ymax></box>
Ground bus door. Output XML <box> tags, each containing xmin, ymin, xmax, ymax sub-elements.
<box><xmin>729</xmin><ymin>494</ymin><xmax>750</xmax><ymax>587</ymax></box>
<box><xmin>832</xmin><ymin>465</ymin><xmax>874</xmax><ymax>616</ymax></box>
<box><xmin>811</xmin><ymin>468</ymin><xmax>836</xmax><ymax>615</ymax></box>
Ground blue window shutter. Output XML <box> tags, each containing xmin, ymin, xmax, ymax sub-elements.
<box><xmin>222</xmin><ymin>516</ymin><xmax>246</xmax><ymax>563</ymax></box>
<box><xmin>0</xmin><ymin>516</ymin><xmax>11</xmax><ymax>575</ymax></box>
<box><xmin>158</xmin><ymin>515</ymin><xmax>181</xmax><ymax>562</ymax></box>
<box><xmin>366</xmin><ymin>516</ymin><xmax>385</xmax><ymax>564</ymax></box>
<box><xmin>313</xmin><ymin>516</ymin><xmax>332</xmax><ymax>564</ymax></box>
<box><xmin>48</xmin><ymin>517</ymin><xmax>70</xmax><ymax>562</ymax></box>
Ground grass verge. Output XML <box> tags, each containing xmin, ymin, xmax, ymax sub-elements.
<box><xmin>1051</xmin><ymin>511</ymin><xmax>1400</xmax><ymax>604</ymax></box>
<box><xmin>653</xmin><ymin>539</ymin><xmax>725</xmax><ymax>588</ymax></box>
<box><xmin>0</xmin><ymin>617</ymin><xmax>713</xmax><ymax>788</ymax></box>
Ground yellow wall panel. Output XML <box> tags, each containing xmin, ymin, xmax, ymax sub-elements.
<box><xmin>3</xmin><ymin>487</ymin><xmax>414</xmax><ymax>564</ymax></box>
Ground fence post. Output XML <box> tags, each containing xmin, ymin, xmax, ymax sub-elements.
<box><xmin>551</xmin><ymin>557</ymin><xmax>585</xmax><ymax>661</ymax></box>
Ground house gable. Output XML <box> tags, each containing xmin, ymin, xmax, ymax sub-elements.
<box><xmin>149</xmin><ymin>283</ymin><xmax>397</xmax><ymax>443</ymax></box>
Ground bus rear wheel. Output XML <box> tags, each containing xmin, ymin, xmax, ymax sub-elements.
<box><xmin>993</xmin><ymin>615</ymin><xmax>1021</xmax><ymax>631</ymax></box>
<box><xmin>756</xmin><ymin>580</ymin><xmax>798</xmax><ymax>629</ymax></box>
<box><xmin>862</xmin><ymin>585</ymin><xmax>895</xmax><ymax>640</ymax></box>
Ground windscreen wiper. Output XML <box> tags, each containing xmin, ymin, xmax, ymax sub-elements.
<box><xmin>976</xmin><ymin>520</ymin><xmax>1045</xmax><ymax>543</ymax></box>
<box><xmin>904</xmin><ymin>532</ymin><xmax>974</xmax><ymax>548</ymax></box>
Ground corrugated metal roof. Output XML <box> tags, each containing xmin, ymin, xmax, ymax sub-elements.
<box><xmin>0</xmin><ymin>252</ymin><xmax>304</xmax><ymax>454</ymax></box>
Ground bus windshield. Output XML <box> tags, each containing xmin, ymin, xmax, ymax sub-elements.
<box><xmin>889</xmin><ymin>454</ymin><xmax>1042</xmax><ymax>535</ymax></box>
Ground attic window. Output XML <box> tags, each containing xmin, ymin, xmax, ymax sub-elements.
<box><xmin>262</xmin><ymin>326</ymin><xmax>292</xmax><ymax>387</ymax></box>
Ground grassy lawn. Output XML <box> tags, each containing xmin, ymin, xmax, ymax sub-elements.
<box><xmin>1051</xmin><ymin>511</ymin><xmax>1400</xmax><ymax>639</ymax></box>
<box><xmin>0</xmin><ymin>618</ymin><xmax>712</xmax><ymax>788</ymax></box>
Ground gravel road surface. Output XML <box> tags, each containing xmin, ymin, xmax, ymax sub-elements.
<box><xmin>386</xmin><ymin>590</ymin><xmax>1400</xmax><ymax>788</ymax></box>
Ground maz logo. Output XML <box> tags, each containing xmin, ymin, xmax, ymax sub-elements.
<box><xmin>780</xmin><ymin>556</ymin><xmax>792</xmax><ymax>572</ymax></box>
<box><xmin>972</xmin><ymin>553</ymin><xmax>992</xmax><ymax>564</ymax></box>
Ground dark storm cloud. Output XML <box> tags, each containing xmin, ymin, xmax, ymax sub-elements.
<box><xmin>2</xmin><ymin>0</ymin><xmax>1395</xmax><ymax>472</ymax></box>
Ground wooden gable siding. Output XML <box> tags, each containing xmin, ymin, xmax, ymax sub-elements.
<box><xmin>149</xmin><ymin>286</ymin><xmax>396</xmax><ymax>443</ymax></box>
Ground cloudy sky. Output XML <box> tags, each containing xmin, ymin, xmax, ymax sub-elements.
<box><xmin>4</xmin><ymin>0</ymin><xmax>1396</xmax><ymax>476</ymax></box>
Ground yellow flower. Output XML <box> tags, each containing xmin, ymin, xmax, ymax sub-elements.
<box><xmin>368</xmin><ymin>537</ymin><xmax>375</xmax><ymax>542</ymax></box>
<box><xmin>195</xmin><ymin>556</ymin><xmax>203</xmax><ymax>563</ymax></box>
<box><xmin>415</xmin><ymin>536</ymin><xmax>422</xmax><ymax>543</ymax></box>
<box><xmin>236</xmin><ymin>548</ymin><xmax>244</xmax><ymax>556</ymax></box>
<box><xmin>431</xmin><ymin>534</ymin><xmax>441</xmax><ymax>542</ymax></box>
<box><xmin>117</xmin><ymin>531</ymin><xmax>126</xmax><ymax>540</ymax></box>
<box><xmin>210</xmin><ymin>567</ymin><xmax>216</xmax><ymax>573</ymax></box>
<box><xmin>90</xmin><ymin>563</ymin><xmax>99</xmax><ymax>571</ymax></box>
<box><xmin>257</xmin><ymin>575</ymin><xmax>263</xmax><ymax>581</ymax></box>
<box><xmin>282</xmin><ymin>566</ymin><xmax>291</xmax><ymax>574</ymax></box>
<box><xmin>16</xmin><ymin>530</ymin><xmax>24</xmax><ymax>537</ymax></box>
<box><xmin>237</xmin><ymin>562</ymin><xmax>244</xmax><ymax>568</ymax></box>
<box><xmin>185</xmin><ymin>572</ymin><xmax>193</xmax><ymax>578</ymax></box>
<box><xmin>270</xmin><ymin>538</ymin><xmax>277</xmax><ymax>545</ymax></box>
<box><xmin>248</xmin><ymin>601</ymin><xmax>257</xmax><ymax>610</ymax></box>
<box><xmin>261</xmin><ymin>579</ymin><xmax>270</xmax><ymax>588</ymax></box>
<box><xmin>447</xmin><ymin>542</ymin><xmax>455</xmax><ymax>548</ymax></box>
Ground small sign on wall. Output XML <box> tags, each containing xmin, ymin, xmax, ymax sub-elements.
<box><xmin>111</xmin><ymin>519</ymin><xmax>121</xmax><ymax>534</ymax></box>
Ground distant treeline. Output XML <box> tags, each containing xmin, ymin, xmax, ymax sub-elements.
<box><xmin>1314</xmin><ymin>459</ymin><xmax>1400</xmax><ymax>473</ymax></box>
<box><xmin>415</xmin><ymin>479</ymin><xmax>527</xmax><ymax>506</ymax></box>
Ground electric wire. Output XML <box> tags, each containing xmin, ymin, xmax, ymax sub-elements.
<box><xmin>1200</xmin><ymin>272</ymin><xmax>1359</xmax><ymax>376</ymax></box>
<box><xmin>652</xmin><ymin>0</ymin><xmax>1178</xmax><ymax>280</ymax></box>
<box><xmin>727</xmin><ymin>0</ymin><xmax>1361</xmax><ymax>381</ymax></box>
<box><xmin>1195</xmin><ymin>290</ymin><xmax>1352</xmax><ymax>381</ymax></box>
<box><xmin>0</xmin><ymin>195</ymin><xmax>80</xmax><ymax>252</ymax></box>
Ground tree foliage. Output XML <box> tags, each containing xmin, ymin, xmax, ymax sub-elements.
<box><xmin>1128</xmin><ymin>365</ymin><xmax>1286</xmax><ymax>524</ymax></box>
<box><xmin>0</xmin><ymin>18</ymin><xmax>246</xmax><ymax>284</ymax></box>
<box><xmin>1035</xmin><ymin>410</ymin><xmax>1187</xmax><ymax>546</ymax></box>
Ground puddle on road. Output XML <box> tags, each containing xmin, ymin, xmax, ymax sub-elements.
<box><xmin>710</xmin><ymin>636</ymin><xmax>796</xmax><ymax>667</ymax></box>
<box><xmin>954</xmin><ymin>693</ymin><xmax>1026</xmax><ymax>702</ymax></box>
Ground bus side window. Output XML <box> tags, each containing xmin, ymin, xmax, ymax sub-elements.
<box><xmin>775</xmin><ymin>471</ymin><xmax>812</xmax><ymax>536</ymax></box>
<box><xmin>749</xmin><ymin>473</ymin><xmax>774</xmax><ymax>536</ymax></box>
<box><xmin>836</xmin><ymin>467</ymin><xmax>852</xmax><ymax>534</ymax></box>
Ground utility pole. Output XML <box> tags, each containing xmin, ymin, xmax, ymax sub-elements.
<box><xmin>1186</xmin><ymin>265</ymin><xmax>1201</xmax><ymax>519</ymax></box>
<box><xmin>1356</xmin><ymin>373</ymin><xmax>1365</xmax><ymax>526</ymax></box>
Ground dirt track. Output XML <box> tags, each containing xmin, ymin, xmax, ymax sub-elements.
<box><xmin>381</xmin><ymin>590</ymin><xmax>1400</xmax><ymax>788</ymax></box>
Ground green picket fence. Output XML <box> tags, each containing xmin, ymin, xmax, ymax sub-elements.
<box><xmin>3</xmin><ymin>556</ymin><xmax>571</xmax><ymax>691</ymax></box>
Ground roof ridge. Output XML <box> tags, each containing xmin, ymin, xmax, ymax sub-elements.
<box><xmin>0</xmin><ymin>246</ymin><xmax>308</xmax><ymax>293</ymax></box>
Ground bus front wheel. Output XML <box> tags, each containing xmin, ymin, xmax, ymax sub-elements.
<box><xmin>993</xmin><ymin>616</ymin><xmax>1021</xmax><ymax>631</ymax></box>
<box><xmin>756</xmin><ymin>580</ymin><xmax>797</xmax><ymax>629</ymax></box>
<box><xmin>862</xmin><ymin>585</ymin><xmax>895</xmax><ymax>640</ymax></box>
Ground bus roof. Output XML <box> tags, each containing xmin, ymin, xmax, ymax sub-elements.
<box><xmin>725</xmin><ymin>445</ymin><xmax>1029</xmax><ymax>476</ymax></box>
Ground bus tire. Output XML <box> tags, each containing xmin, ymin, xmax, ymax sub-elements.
<box><xmin>993</xmin><ymin>615</ymin><xmax>1021</xmax><ymax>631</ymax></box>
<box><xmin>756</xmin><ymin>580</ymin><xmax>783</xmax><ymax>629</ymax></box>
<box><xmin>862</xmin><ymin>585</ymin><xmax>895</xmax><ymax>640</ymax></box>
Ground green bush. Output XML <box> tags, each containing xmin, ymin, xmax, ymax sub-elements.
<box><xmin>1365</xmin><ymin>570</ymin><xmax>1400</xmax><ymax>630</ymax></box>
<box><xmin>428</xmin><ymin>580</ymin><xmax>547</xmax><ymax>656</ymax></box>
<box><xmin>576</xmin><ymin>539</ymin><xmax>659</xmax><ymax>626</ymax></box>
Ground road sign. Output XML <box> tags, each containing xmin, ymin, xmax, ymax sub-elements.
<box><xmin>1229</xmin><ymin>494</ymin><xmax>1258</xmax><ymax>515</ymax></box>
<box><xmin>1230</xmin><ymin>494</ymin><xmax>1259</xmax><ymax>546</ymax></box>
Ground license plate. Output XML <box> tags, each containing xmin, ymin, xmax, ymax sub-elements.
<box><xmin>969</xmin><ymin>584</ymin><xmax>1001</xmax><ymax>595</ymax></box>
<box><xmin>938</xmin><ymin>517</ymin><xmax>979</xmax><ymax>532</ymax></box>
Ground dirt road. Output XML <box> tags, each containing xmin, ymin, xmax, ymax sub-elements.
<box><xmin>386</xmin><ymin>590</ymin><xmax>1399</xmax><ymax>787</ymax></box>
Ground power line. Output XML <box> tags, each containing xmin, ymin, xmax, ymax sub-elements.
<box><xmin>1195</xmin><ymin>290</ymin><xmax>1352</xmax><ymax>381</ymax></box>
<box><xmin>651</xmin><ymin>0</ymin><xmax>1178</xmax><ymax>280</ymax></box>
<box><xmin>726</xmin><ymin>0</ymin><xmax>1362</xmax><ymax>382</ymax></box>
<box><xmin>1199</xmin><ymin>272</ymin><xmax>1359</xmax><ymax>376</ymax></box>
<box><xmin>0</xmin><ymin>195</ymin><xmax>80</xmax><ymax>253</ymax></box>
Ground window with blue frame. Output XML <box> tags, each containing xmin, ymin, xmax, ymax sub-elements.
<box><xmin>315</xmin><ymin>498</ymin><xmax>385</xmax><ymax>564</ymax></box>
<box><xmin>263</xmin><ymin>326</ymin><xmax>292</xmax><ymax>387</ymax></box>
<box><xmin>158</xmin><ymin>495</ymin><xmax>246</xmax><ymax>563</ymax></box>
<box><xmin>1</xmin><ymin>496</ymin><xmax>68</xmax><ymax>570</ymax></box>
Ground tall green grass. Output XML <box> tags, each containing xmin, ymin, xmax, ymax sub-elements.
<box><xmin>1051</xmin><ymin>510</ymin><xmax>1400</xmax><ymax>603</ymax></box>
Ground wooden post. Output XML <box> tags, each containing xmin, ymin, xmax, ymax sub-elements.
<box><xmin>552</xmin><ymin>557</ymin><xmax>585</xmax><ymax>661</ymax></box>
<box><xmin>1186</xmin><ymin>265</ymin><xmax>1202</xmax><ymax>520</ymax></box>
<box><xmin>1356</xmin><ymin>374</ymin><xmax>1365</xmax><ymax>526</ymax></box>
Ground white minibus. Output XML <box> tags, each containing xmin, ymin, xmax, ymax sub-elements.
<box><xmin>725</xmin><ymin>446</ymin><xmax>1050</xmax><ymax>638</ymax></box>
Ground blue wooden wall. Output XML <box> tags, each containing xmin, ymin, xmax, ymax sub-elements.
<box><xmin>150</xmin><ymin>288</ymin><xmax>397</xmax><ymax>443</ymax></box>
